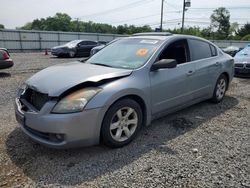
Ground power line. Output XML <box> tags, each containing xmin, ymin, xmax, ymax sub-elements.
<box><xmin>109</xmin><ymin>14</ymin><xmax>159</xmax><ymax>24</ymax></box>
<box><xmin>138</xmin><ymin>19</ymin><xmax>182</xmax><ymax>26</ymax></box>
<box><xmin>165</xmin><ymin>2</ymin><xmax>180</xmax><ymax>10</ymax></box>
<box><xmin>108</xmin><ymin>10</ymin><xmax>181</xmax><ymax>25</ymax></box>
<box><xmin>77</xmin><ymin>0</ymin><xmax>156</xmax><ymax>19</ymax></box>
<box><xmin>143</xmin><ymin>18</ymin><xmax>247</xmax><ymax>28</ymax></box>
<box><xmin>75</xmin><ymin>1</ymin><xmax>250</xmax><ymax>28</ymax></box>
<box><xmin>189</xmin><ymin>6</ymin><xmax>250</xmax><ymax>11</ymax></box>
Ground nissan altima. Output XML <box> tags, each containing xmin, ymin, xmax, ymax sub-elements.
<box><xmin>15</xmin><ymin>32</ymin><xmax>234</xmax><ymax>148</ymax></box>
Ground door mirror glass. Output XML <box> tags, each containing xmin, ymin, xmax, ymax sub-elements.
<box><xmin>151</xmin><ymin>59</ymin><xmax>177</xmax><ymax>71</ymax></box>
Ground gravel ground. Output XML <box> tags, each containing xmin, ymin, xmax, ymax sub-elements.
<box><xmin>0</xmin><ymin>53</ymin><xmax>249</xmax><ymax>188</ymax></box>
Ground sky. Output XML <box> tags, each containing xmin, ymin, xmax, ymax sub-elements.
<box><xmin>0</xmin><ymin>0</ymin><xmax>250</xmax><ymax>30</ymax></box>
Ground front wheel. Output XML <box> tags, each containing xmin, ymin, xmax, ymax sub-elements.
<box><xmin>101</xmin><ymin>99</ymin><xmax>143</xmax><ymax>148</ymax></box>
<box><xmin>69</xmin><ymin>51</ymin><xmax>75</xmax><ymax>58</ymax></box>
<box><xmin>211</xmin><ymin>74</ymin><xmax>228</xmax><ymax>103</ymax></box>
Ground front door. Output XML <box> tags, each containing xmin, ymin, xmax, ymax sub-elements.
<box><xmin>150</xmin><ymin>39</ymin><xmax>195</xmax><ymax>115</ymax></box>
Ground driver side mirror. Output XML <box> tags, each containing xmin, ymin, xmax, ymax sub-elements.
<box><xmin>151</xmin><ymin>59</ymin><xmax>177</xmax><ymax>71</ymax></box>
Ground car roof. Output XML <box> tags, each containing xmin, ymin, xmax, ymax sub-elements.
<box><xmin>0</xmin><ymin>48</ymin><xmax>7</xmax><ymax>50</ymax></box>
<box><xmin>132</xmin><ymin>32</ymin><xmax>172</xmax><ymax>37</ymax></box>
<box><xmin>129</xmin><ymin>32</ymin><xmax>213</xmax><ymax>43</ymax></box>
<box><xmin>129</xmin><ymin>35</ymin><xmax>171</xmax><ymax>40</ymax></box>
<box><xmin>72</xmin><ymin>39</ymin><xmax>97</xmax><ymax>42</ymax></box>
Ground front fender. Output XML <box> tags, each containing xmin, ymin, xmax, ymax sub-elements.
<box><xmin>86</xmin><ymin>70</ymin><xmax>152</xmax><ymax>125</ymax></box>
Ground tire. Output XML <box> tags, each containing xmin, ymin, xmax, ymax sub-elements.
<box><xmin>211</xmin><ymin>74</ymin><xmax>228</xmax><ymax>103</ymax></box>
<box><xmin>69</xmin><ymin>51</ymin><xmax>75</xmax><ymax>58</ymax></box>
<box><xmin>101</xmin><ymin>98</ymin><xmax>143</xmax><ymax>148</ymax></box>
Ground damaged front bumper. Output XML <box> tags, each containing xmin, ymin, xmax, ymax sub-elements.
<box><xmin>14</xmin><ymin>97</ymin><xmax>105</xmax><ymax>149</ymax></box>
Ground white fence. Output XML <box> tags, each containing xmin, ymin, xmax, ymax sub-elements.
<box><xmin>0</xmin><ymin>29</ymin><xmax>249</xmax><ymax>51</ymax></box>
<box><xmin>0</xmin><ymin>29</ymin><xmax>127</xmax><ymax>51</ymax></box>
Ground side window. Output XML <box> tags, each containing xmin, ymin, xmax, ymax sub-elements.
<box><xmin>189</xmin><ymin>39</ymin><xmax>212</xmax><ymax>61</ymax></box>
<box><xmin>158</xmin><ymin>39</ymin><xmax>190</xmax><ymax>64</ymax></box>
<box><xmin>79</xmin><ymin>41</ymin><xmax>88</xmax><ymax>46</ymax></box>
<box><xmin>88</xmin><ymin>41</ymin><xmax>97</xmax><ymax>45</ymax></box>
<box><xmin>210</xmin><ymin>44</ymin><xmax>217</xmax><ymax>56</ymax></box>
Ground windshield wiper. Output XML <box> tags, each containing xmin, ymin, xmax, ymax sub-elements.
<box><xmin>91</xmin><ymin>63</ymin><xmax>113</xmax><ymax>67</ymax></box>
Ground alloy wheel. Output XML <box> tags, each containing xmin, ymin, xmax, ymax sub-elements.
<box><xmin>110</xmin><ymin>107</ymin><xmax>138</xmax><ymax>142</ymax></box>
<box><xmin>216</xmin><ymin>78</ymin><xmax>226</xmax><ymax>100</ymax></box>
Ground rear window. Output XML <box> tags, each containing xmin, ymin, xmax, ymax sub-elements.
<box><xmin>189</xmin><ymin>39</ymin><xmax>212</xmax><ymax>61</ymax></box>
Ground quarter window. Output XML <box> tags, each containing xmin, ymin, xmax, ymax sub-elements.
<box><xmin>189</xmin><ymin>39</ymin><xmax>212</xmax><ymax>61</ymax></box>
<box><xmin>210</xmin><ymin>44</ymin><xmax>217</xmax><ymax>56</ymax></box>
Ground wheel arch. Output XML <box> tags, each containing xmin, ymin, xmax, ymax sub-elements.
<box><xmin>103</xmin><ymin>94</ymin><xmax>148</xmax><ymax>127</ymax></box>
<box><xmin>221</xmin><ymin>72</ymin><xmax>230</xmax><ymax>90</ymax></box>
<box><xmin>99</xmin><ymin>94</ymin><xmax>148</xmax><ymax>145</ymax></box>
<box><xmin>117</xmin><ymin>94</ymin><xmax>147</xmax><ymax>127</ymax></box>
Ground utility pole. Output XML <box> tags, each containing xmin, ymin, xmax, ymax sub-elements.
<box><xmin>160</xmin><ymin>0</ymin><xmax>164</xmax><ymax>31</ymax></box>
<box><xmin>181</xmin><ymin>0</ymin><xmax>185</xmax><ymax>33</ymax></box>
<box><xmin>76</xmin><ymin>18</ymin><xmax>80</xmax><ymax>32</ymax></box>
<box><xmin>181</xmin><ymin>0</ymin><xmax>191</xmax><ymax>33</ymax></box>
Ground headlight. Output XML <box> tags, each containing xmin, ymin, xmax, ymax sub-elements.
<box><xmin>17</xmin><ymin>83</ymin><xmax>28</xmax><ymax>96</ymax></box>
<box><xmin>52</xmin><ymin>87</ymin><xmax>101</xmax><ymax>114</ymax></box>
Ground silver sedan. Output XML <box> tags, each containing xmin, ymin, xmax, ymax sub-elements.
<box><xmin>15</xmin><ymin>32</ymin><xmax>234</xmax><ymax>148</ymax></box>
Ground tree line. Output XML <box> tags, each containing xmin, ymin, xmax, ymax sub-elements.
<box><xmin>1</xmin><ymin>7</ymin><xmax>250</xmax><ymax>40</ymax></box>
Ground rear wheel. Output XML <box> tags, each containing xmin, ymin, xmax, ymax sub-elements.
<box><xmin>211</xmin><ymin>74</ymin><xmax>228</xmax><ymax>103</ymax></box>
<box><xmin>101</xmin><ymin>99</ymin><xmax>143</xmax><ymax>148</ymax></box>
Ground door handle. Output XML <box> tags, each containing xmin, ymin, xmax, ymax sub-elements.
<box><xmin>186</xmin><ymin>70</ymin><xmax>195</xmax><ymax>76</ymax></box>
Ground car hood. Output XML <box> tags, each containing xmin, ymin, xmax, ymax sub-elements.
<box><xmin>26</xmin><ymin>62</ymin><xmax>132</xmax><ymax>96</ymax></box>
<box><xmin>234</xmin><ymin>56</ymin><xmax>250</xmax><ymax>63</ymax></box>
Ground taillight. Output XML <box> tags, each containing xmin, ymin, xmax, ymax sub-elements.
<box><xmin>3</xmin><ymin>51</ymin><xmax>9</xmax><ymax>60</ymax></box>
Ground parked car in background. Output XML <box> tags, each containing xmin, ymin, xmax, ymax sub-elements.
<box><xmin>90</xmin><ymin>44</ymin><xmax>105</xmax><ymax>56</ymax></box>
<box><xmin>90</xmin><ymin>38</ymin><xmax>120</xmax><ymax>56</ymax></box>
<box><xmin>15</xmin><ymin>33</ymin><xmax>234</xmax><ymax>149</ymax></box>
<box><xmin>51</xmin><ymin>40</ymin><xmax>99</xmax><ymax>58</ymax></box>
<box><xmin>98</xmin><ymin>41</ymin><xmax>108</xmax><ymax>45</ymax></box>
<box><xmin>222</xmin><ymin>46</ymin><xmax>240</xmax><ymax>57</ymax></box>
<box><xmin>0</xmin><ymin>48</ymin><xmax>13</xmax><ymax>69</ymax></box>
<box><xmin>234</xmin><ymin>44</ymin><xmax>250</xmax><ymax>77</ymax></box>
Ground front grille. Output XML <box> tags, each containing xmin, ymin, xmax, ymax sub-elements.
<box><xmin>22</xmin><ymin>88</ymin><xmax>49</xmax><ymax>111</ymax></box>
<box><xmin>235</xmin><ymin>63</ymin><xmax>244</xmax><ymax>68</ymax></box>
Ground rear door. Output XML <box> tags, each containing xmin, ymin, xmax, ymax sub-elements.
<box><xmin>77</xmin><ymin>41</ymin><xmax>89</xmax><ymax>56</ymax></box>
<box><xmin>150</xmin><ymin>39</ymin><xmax>196</xmax><ymax>115</ymax></box>
<box><xmin>188</xmin><ymin>39</ymin><xmax>221</xmax><ymax>99</ymax></box>
<box><xmin>84</xmin><ymin>41</ymin><xmax>98</xmax><ymax>55</ymax></box>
